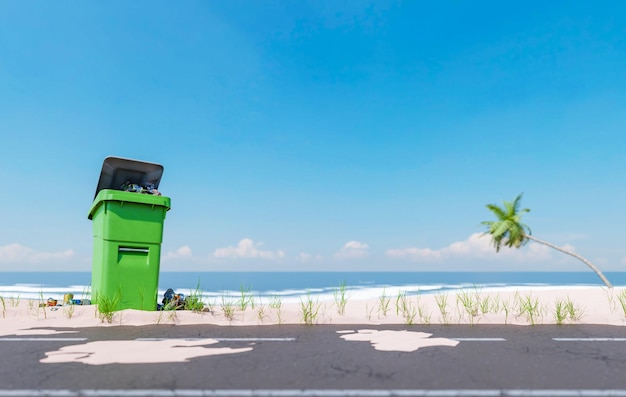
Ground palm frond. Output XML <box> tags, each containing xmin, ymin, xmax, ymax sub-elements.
<box><xmin>490</xmin><ymin>233</ymin><xmax>504</xmax><ymax>252</ymax></box>
<box><xmin>511</xmin><ymin>193</ymin><xmax>524</xmax><ymax>210</ymax></box>
<box><xmin>485</xmin><ymin>203</ymin><xmax>507</xmax><ymax>220</ymax></box>
<box><xmin>506</xmin><ymin>224</ymin><xmax>527</xmax><ymax>248</ymax></box>
<box><xmin>503</xmin><ymin>200</ymin><xmax>515</xmax><ymax>217</ymax></box>
<box><xmin>512</xmin><ymin>193</ymin><xmax>530</xmax><ymax>216</ymax></box>
<box><xmin>492</xmin><ymin>220</ymin><xmax>511</xmax><ymax>239</ymax></box>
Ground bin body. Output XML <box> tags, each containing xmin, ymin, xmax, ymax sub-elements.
<box><xmin>89</xmin><ymin>189</ymin><xmax>171</xmax><ymax>311</ymax></box>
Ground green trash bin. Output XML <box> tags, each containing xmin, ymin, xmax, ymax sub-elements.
<box><xmin>88</xmin><ymin>157</ymin><xmax>171</xmax><ymax>311</ymax></box>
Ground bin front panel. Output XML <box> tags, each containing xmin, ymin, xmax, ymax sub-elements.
<box><xmin>91</xmin><ymin>239</ymin><xmax>160</xmax><ymax>311</ymax></box>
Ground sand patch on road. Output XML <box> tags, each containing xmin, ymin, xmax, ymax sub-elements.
<box><xmin>338</xmin><ymin>329</ymin><xmax>459</xmax><ymax>352</ymax></box>
<box><xmin>41</xmin><ymin>338</ymin><xmax>253</xmax><ymax>365</ymax></box>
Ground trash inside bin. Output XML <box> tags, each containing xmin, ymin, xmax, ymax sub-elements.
<box><xmin>94</xmin><ymin>156</ymin><xmax>164</xmax><ymax>199</ymax></box>
<box><xmin>88</xmin><ymin>156</ymin><xmax>171</xmax><ymax>311</ymax></box>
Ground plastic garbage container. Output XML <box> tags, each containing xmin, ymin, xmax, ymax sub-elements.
<box><xmin>88</xmin><ymin>156</ymin><xmax>171</xmax><ymax>311</ymax></box>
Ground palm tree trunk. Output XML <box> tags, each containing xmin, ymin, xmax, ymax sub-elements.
<box><xmin>525</xmin><ymin>235</ymin><xmax>613</xmax><ymax>288</ymax></box>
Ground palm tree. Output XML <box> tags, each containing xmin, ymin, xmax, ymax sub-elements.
<box><xmin>482</xmin><ymin>193</ymin><xmax>612</xmax><ymax>288</ymax></box>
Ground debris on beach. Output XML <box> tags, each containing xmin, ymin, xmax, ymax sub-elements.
<box><xmin>157</xmin><ymin>288</ymin><xmax>206</xmax><ymax>312</ymax></box>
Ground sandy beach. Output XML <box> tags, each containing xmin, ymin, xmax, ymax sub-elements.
<box><xmin>2</xmin><ymin>286</ymin><xmax>625</xmax><ymax>334</ymax></box>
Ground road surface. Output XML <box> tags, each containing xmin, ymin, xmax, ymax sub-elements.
<box><xmin>1</xmin><ymin>324</ymin><xmax>625</xmax><ymax>396</ymax></box>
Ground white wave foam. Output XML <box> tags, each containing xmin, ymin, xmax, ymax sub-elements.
<box><xmin>0</xmin><ymin>282</ymin><xmax>604</xmax><ymax>304</ymax></box>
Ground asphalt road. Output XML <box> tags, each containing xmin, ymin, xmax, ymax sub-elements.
<box><xmin>1</xmin><ymin>324</ymin><xmax>626</xmax><ymax>396</ymax></box>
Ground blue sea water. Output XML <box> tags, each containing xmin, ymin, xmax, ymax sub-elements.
<box><xmin>0</xmin><ymin>271</ymin><xmax>623</xmax><ymax>303</ymax></box>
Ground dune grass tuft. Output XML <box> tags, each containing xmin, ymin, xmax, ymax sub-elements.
<box><xmin>269</xmin><ymin>295</ymin><xmax>283</xmax><ymax>324</ymax></box>
<box><xmin>333</xmin><ymin>281</ymin><xmax>349</xmax><ymax>316</ymax></box>
<box><xmin>517</xmin><ymin>293</ymin><xmax>541</xmax><ymax>325</ymax></box>
<box><xmin>565</xmin><ymin>298</ymin><xmax>584</xmax><ymax>322</ymax></box>
<box><xmin>300</xmin><ymin>292</ymin><xmax>321</xmax><ymax>325</ymax></box>
<box><xmin>256</xmin><ymin>301</ymin><xmax>268</xmax><ymax>323</ymax></box>
<box><xmin>221</xmin><ymin>294</ymin><xmax>236</xmax><ymax>322</ymax></box>
<box><xmin>96</xmin><ymin>293</ymin><xmax>121</xmax><ymax>324</ymax></box>
<box><xmin>434</xmin><ymin>293</ymin><xmax>450</xmax><ymax>325</ymax></box>
<box><xmin>403</xmin><ymin>298</ymin><xmax>417</xmax><ymax>325</ymax></box>
<box><xmin>377</xmin><ymin>288</ymin><xmax>391</xmax><ymax>317</ymax></box>
<box><xmin>417</xmin><ymin>300</ymin><xmax>431</xmax><ymax>324</ymax></box>
<box><xmin>9</xmin><ymin>295</ymin><xmax>20</xmax><ymax>308</ymax></box>
<box><xmin>395</xmin><ymin>290</ymin><xmax>407</xmax><ymax>315</ymax></box>
<box><xmin>457</xmin><ymin>289</ymin><xmax>479</xmax><ymax>325</ymax></box>
<box><xmin>238</xmin><ymin>285</ymin><xmax>254</xmax><ymax>311</ymax></box>
<box><xmin>64</xmin><ymin>302</ymin><xmax>76</xmax><ymax>319</ymax></box>
<box><xmin>185</xmin><ymin>282</ymin><xmax>205</xmax><ymax>312</ymax></box>
<box><xmin>38</xmin><ymin>289</ymin><xmax>47</xmax><ymax>320</ymax></box>
<box><xmin>553</xmin><ymin>297</ymin><xmax>585</xmax><ymax>325</ymax></box>
<box><xmin>554</xmin><ymin>299</ymin><xmax>568</xmax><ymax>325</ymax></box>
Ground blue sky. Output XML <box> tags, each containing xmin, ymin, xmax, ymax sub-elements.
<box><xmin>1</xmin><ymin>1</ymin><xmax>626</xmax><ymax>272</ymax></box>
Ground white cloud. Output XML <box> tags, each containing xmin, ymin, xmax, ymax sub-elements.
<box><xmin>386</xmin><ymin>247</ymin><xmax>442</xmax><ymax>260</ymax></box>
<box><xmin>345</xmin><ymin>241</ymin><xmax>368</xmax><ymax>250</ymax></box>
<box><xmin>335</xmin><ymin>240</ymin><xmax>369</xmax><ymax>259</ymax></box>
<box><xmin>0</xmin><ymin>243</ymin><xmax>75</xmax><ymax>263</ymax></box>
<box><xmin>164</xmin><ymin>245</ymin><xmax>193</xmax><ymax>260</ymax></box>
<box><xmin>213</xmin><ymin>238</ymin><xmax>285</xmax><ymax>260</ymax></box>
<box><xmin>386</xmin><ymin>233</ymin><xmax>555</xmax><ymax>262</ymax></box>
<box><xmin>297</xmin><ymin>252</ymin><xmax>312</xmax><ymax>262</ymax></box>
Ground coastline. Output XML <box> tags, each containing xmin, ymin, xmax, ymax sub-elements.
<box><xmin>1</xmin><ymin>286</ymin><xmax>625</xmax><ymax>336</ymax></box>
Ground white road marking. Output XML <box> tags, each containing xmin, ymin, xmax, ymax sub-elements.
<box><xmin>135</xmin><ymin>337</ymin><xmax>297</xmax><ymax>342</ymax></box>
<box><xmin>1</xmin><ymin>390</ymin><xmax>626</xmax><ymax>397</ymax></box>
<box><xmin>2</xmin><ymin>337</ymin><xmax>510</xmax><ymax>343</ymax></box>
<box><xmin>0</xmin><ymin>337</ymin><xmax>296</xmax><ymax>343</ymax></box>
<box><xmin>553</xmin><ymin>338</ymin><xmax>626</xmax><ymax>342</ymax></box>
<box><xmin>214</xmin><ymin>338</ymin><xmax>296</xmax><ymax>342</ymax></box>
<box><xmin>0</xmin><ymin>338</ymin><xmax>88</xmax><ymax>342</ymax></box>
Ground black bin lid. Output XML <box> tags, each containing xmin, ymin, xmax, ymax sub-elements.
<box><xmin>94</xmin><ymin>156</ymin><xmax>164</xmax><ymax>199</ymax></box>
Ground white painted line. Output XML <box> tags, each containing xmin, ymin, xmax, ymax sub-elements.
<box><xmin>0</xmin><ymin>338</ymin><xmax>88</xmax><ymax>342</ymax></box>
<box><xmin>451</xmin><ymin>338</ymin><xmax>507</xmax><ymax>342</ymax></box>
<box><xmin>2</xmin><ymin>390</ymin><xmax>626</xmax><ymax>397</ymax></box>
<box><xmin>553</xmin><ymin>338</ymin><xmax>626</xmax><ymax>342</ymax></box>
<box><xmin>135</xmin><ymin>337</ymin><xmax>296</xmax><ymax>342</ymax></box>
<box><xmin>215</xmin><ymin>338</ymin><xmax>296</xmax><ymax>342</ymax></box>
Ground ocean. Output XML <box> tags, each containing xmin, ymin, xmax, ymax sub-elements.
<box><xmin>0</xmin><ymin>271</ymin><xmax>623</xmax><ymax>304</ymax></box>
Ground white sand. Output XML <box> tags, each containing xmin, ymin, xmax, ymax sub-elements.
<box><xmin>1</xmin><ymin>287</ymin><xmax>625</xmax><ymax>364</ymax></box>
<box><xmin>2</xmin><ymin>286</ymin><xmax>626</xmax><ymax>332</ymax></box>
